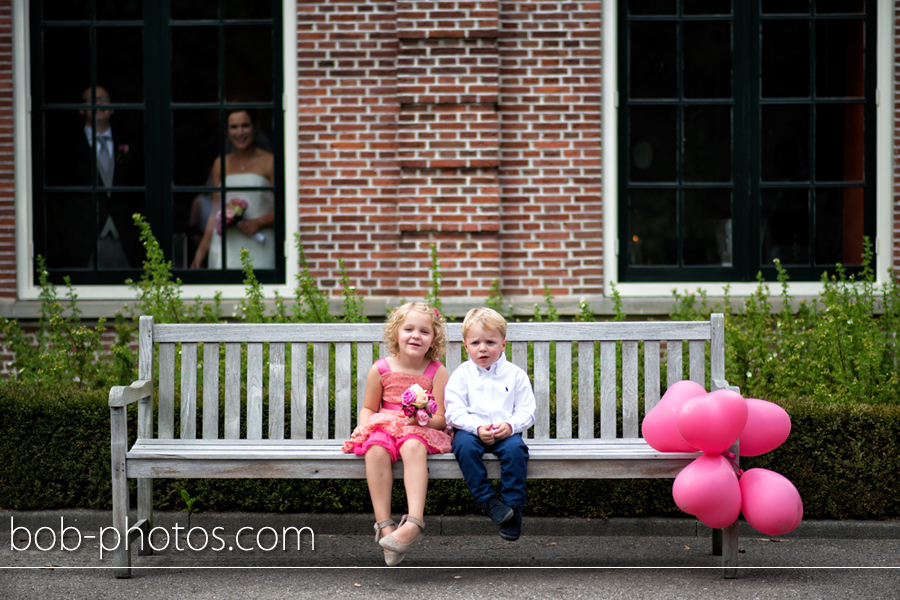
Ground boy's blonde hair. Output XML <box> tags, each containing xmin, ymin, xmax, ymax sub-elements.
<box><xmin>462</xmin><ymin>307</ymin><xmax>507</xmax><ymax>340</ymax></box>
<box><xmin>384</xmin><ymin>302</ymin><xmax>447</xmax><ymax>362</ymax></box>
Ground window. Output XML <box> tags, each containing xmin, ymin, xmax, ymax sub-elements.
<box><xmin>30</xmin><ymin>0</ymin><xmax>284</xmax><ymax>286</ymax></box>
<box><xmin>618</xmin><ymin>0</ymin><xmax>875</xmax><ymax>283</ymax></box>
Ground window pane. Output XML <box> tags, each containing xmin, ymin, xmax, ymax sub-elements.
<box><xmin>815</xmin><ymin>103</ymin><xmax>864</xmax><ymax>182</ymax></box>
<box><xmin>761</xmin><ymin>188</ymin><xmax>810</xmax><ymax>265</ymax></box>
<box><xmin>761</xmin><ymin>105</ymin><xmax>809</xmax><ymax>182</ymax></box>
<box><xmin>815</xmin><ymin>187</ymin><xmax>864</xmax><ymax>265</ymax></box>
<box><xmin>175</xmin><ymin>191</ymin><xmax>208</xmax><ymax>269</ymax></box>
<box><xmin>43</xmin><ymin>190</ymin><xmax>145</xmax><ymax>270</ymax></box>
<box><xmin>629</xmin><ymin>1</ymin><xmax>677</xmax><ymax>16</ymax></box>
<box><xmin>43</xmin><ymin>104</ymin><xmax>143</xmax><ymax>186</ymax></box>
<box><xmin>684</xmin><ymin>189</ymin><xmax>732</xmax><ymax>266</ymax></box>
<box><xmin>761</xmin><ymin>20</ymin><xmax>810</xmax><ymax>98</ymax></box>
<box><xmin>816</xmin><ymin>0</ymin><xmax>865</xmax><ymax>14</ymax></box>
<box><xmin>172</xmin><ymin>109</ymin><xmax>219</xmax><ymax>186</ymax></box>
<box><xmin>629</xmin><ymin>22</ymin><xmax>677</xmax><ymax>99</ymax></box>
<box><xmin>44</xmin><ymin>191</ymin><xmax>93</xmax><ymax>268</ymax></box>
<box><xmin>43</xmin><ymin>109</ymin><xmax>88</xmax><ymax>187</ymax></box>
<box><xmin>97</xmin><ymin>0</ymin><xmax>142</xmax><ymax>21</ymax></box>
<box><xmin>629</xmin><ymin>189</ymin><xmax>677</xmax><ymax>266</ymax></box>
<box><xmin>97</xmin><ymin>27</ymin><xmax>143</xmax><ymax>103</ymax></box>
<box><xmin>630</xmin><ymin>105</ymin><xmax>677</xmax><ymax>182</ymax></box>
<box><xmin>41</xmin><ymin>27</ymin><xmax>90</xmax><ymax>104</ymax></box>
<box><xmin>97</xmin><ymin>191</ymin><xmax>146</xmax><ymax>269</ymax></box>
<box><xmin>171</xmin><ymin>26</ymin><xmax>219</xmax><ymax>103</ymax></box>
<box><xmin>172</xmin><ymin>0</ymin><xmax>218</xmax><ymax>20</ymax></box>
<box><xmin>106</xmin><ymin>108</ymin><xmax>145</xmax><ymax>186</ymax></box>
<box><xmin>816</xmin><ymin>19</ymin><xmax>864</xmax><ymax>98</ymax></box>
<box><xmin>684</xmin><ymin>21</ymin><xmax>732</xmax><ymax>99</ymax></box>
<box><xmin>684</xmin><ymin>105</ymin><xmax>732</xmax><ymax>182</ymax></box>
<box><xmin>762</xmin><ymin>0</ymin><xmax>810</xmax><ymax>13</ymax></box>
<box><xmin>224</xmin><ymin>0</ymin><xmax>271</xmax><ymax>19</ymax></box>
<box><xmin>684</xmin><ymin>0</ymin><xmax>732</xmax><ymax>15</ymax></box>
<box><xmin>225</xmin><ymin>26</ymin><xmax>273</xmax><ymax>102</ymax></box>
<box><xmin>42</xmin><ymin>0</ymin><xmax>89</xmax><ymax>21</ymax></box>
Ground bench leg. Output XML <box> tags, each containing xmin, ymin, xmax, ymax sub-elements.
<box><xmin>137</xmin><ymin>478</ymin><xmax>153</xmax><ymax>556</ymax></box>
<box><xmin>111</xmin><ymin>407</ymin><xmax>131</xmax><ymax>578</ymax></box>
<box><xmin>711</xmin><ymin>521</ymin><xmax>739</xmax><ymax>578</ymax></box>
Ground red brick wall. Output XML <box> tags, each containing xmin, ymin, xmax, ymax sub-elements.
<box><xmin>497</xmin><ymin>1</ymin><xmax>602</xmax><ymax>297</ymax></box>
<box><xmin>297</xmin><ymin>0</ymin><xmax>603</xmax><ymax>301</ymax></box>
<box><xmin>0</xmin><ymin>0</ymin><xmax>15</xmax><ymax>299</ymax></box>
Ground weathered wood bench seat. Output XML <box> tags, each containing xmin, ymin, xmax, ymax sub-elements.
<box><xmin>110</xmin><ymin>314</ymin><xmax>739</xmax><ymax>577</ymax></box>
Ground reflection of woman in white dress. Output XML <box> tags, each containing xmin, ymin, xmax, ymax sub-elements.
<box><xmin>190</xmin><ymin>109</ymin><xmax>275</xmax><ymax>270</ymax></box>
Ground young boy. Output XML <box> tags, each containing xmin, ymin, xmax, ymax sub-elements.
<box><xmin>445</xmin><ymin>307</ymin><xmax>536</xmax><ymax>541</ymax></box>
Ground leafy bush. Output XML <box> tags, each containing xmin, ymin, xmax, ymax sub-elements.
<box><xmin>0</xmin><ymin>257</ymin><xmax>135</xmax><ymax>389</ymax></box>
<box><xmin>671</xmin><ymin>238</ymin><xmax>900</xmax><ymax>405</ymax></box>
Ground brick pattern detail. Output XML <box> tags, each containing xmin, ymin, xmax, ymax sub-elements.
<box><xmin>394</xmin><ymin>0</ymin><xmax>501</xmax><ymax>294</ymax></box>
<box><xmin>0</xmin><ymin>0</ymin><xmax>14</xmax><ymax>299</ymax></box>
<box><xmin>398</xmin><ymin>38</ymin><xmax>500</xmax><ymax>105</ymax></box>
<box><xmin>497</xmin><ymin>0</ymin><xmax>603</xmax><ymax>296</ymax></box>
<box><xmin>396</xmin><ymin>1</ymin><xmax>499</xmax><ymax>39</ymax></box>
<box><xmin>295</xmin><ymin>0</ymin><xmax>605</xmax><ymax>301</ymax></box>
<box><xmin>298</xmin><ymin>0</ymin><xmax>402</xmax><ymax>298</ymax></box>
<box><xmin>397</xmin><ymin>167</ymin><xmax>499</xmax><ymax>233</ymax></box>
<box><xmin>398</xmin><ymin>103</ymin><xmax>499</xmax><ymax>168</ymax></box>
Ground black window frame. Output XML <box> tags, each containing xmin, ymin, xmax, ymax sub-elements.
<box><xmin>30</xmin><ymin>0</ymin><xmax>285</xmax><ymax>286</ymax></box>
<box><xmin>618</xmin><ymin>0</ymin><xmax>877</xmax><ymax>283</ymax></box>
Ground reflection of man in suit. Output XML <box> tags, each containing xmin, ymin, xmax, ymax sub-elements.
<box><xmin>46</xmin><ymin>86</ymin><xmax>143</xmax><ymax>269</ymax></box>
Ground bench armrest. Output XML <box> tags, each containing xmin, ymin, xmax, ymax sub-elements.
<box><xmin>712</xmin><ymin>378</ymin><xmax>740</xmax><ymax>394</ymax></box>
<box><xmin>109</xmin><ymin>380</ymin><xmax>154</xmax><ymax>408</ymax></box>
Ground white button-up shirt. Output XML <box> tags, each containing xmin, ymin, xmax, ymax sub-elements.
<box><xmin>445</xmin><ymin>353</ymin><xmax>536</xmax><ymax>435</ymax></box>
<box><xmin>84</xmin><ymin>125</ymin><xmax>114</xmax><ymax>159</ymax></box>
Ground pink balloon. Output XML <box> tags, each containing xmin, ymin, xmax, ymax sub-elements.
<box><xmin>740</xmin><ymin>468</ymin><xmax>803</xmax><ymax>535</ymax></box>
<box><xmin>675</xmin><ymin>389</ymin><xmax>748</xmax><ymax>454</ymax></box>
<box><xmin>641</xmin><ymin>380</ymin><xmax>706</xmax><ymax>452</ymax></box>
<box><xmin>739</xmin><ymin>398</ymin><xmax>791</xmax><ymax>457</ymax></box>
<box><xmin>672</xmin><ymin>453</ymin><xmax>741</xmax><ymax>529</ymax></box>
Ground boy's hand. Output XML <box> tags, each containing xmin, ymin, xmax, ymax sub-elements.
<box><xmin>491</xmin><ymin>422</ymin><xmax>512</xmax><ymax>441</ymax></box>
<box><xmin>477</xmin><ymin>424</ymin><xmax>495</xmax><ymax>445</ymax></box>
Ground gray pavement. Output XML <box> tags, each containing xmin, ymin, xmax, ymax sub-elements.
<box><xmin>1</xmin><ymin>510</ymin><xmax>899</xmax><ymax>599</ymax></box>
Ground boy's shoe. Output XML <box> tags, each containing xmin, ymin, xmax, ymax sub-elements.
<box><xmin>499</xmin><ymin>506</ymin><xmax>523</xmax><ymax>541</ymax></box>
<box><xmin>482</xmin><ymin>497</ymin><xmax>515</xmax><ymax>526</ymax></box>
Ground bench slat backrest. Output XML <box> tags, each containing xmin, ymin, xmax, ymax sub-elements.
<box><xmin>138</xmin><ymin>315</ymin><xmax>725</xmax><ymax>443</ymax></box>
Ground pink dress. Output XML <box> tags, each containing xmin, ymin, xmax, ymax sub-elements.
<box><xmin>342</xmin><ymin>358</ymin><xmax>452</xmax><ymax>460</ymax></box>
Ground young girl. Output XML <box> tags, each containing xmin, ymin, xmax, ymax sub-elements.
<box><xmin>342</xmin><ymin>302</ymin><xmax>452</xmax><ymax>566</ymax></box>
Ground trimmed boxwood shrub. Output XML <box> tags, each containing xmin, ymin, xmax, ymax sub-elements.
<box><xmin>2</xmin><ymin>385</ymin><xmax>899</xmax><ymax>519</ymax></box>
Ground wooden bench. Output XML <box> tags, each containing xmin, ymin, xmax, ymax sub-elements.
<box><xmin>110</xmin><ymin>314</ymin><xmax>740</xmax><ymax>577</ymax></box>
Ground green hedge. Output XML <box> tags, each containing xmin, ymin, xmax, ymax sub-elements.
<box><xmin>2</xmin><ymin>384</ymin><xmax>899</xmax><ymax>519</ymax></box>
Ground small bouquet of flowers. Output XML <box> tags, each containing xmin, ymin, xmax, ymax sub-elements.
<box><xmin>216</xmin><ymin>198</ymin><xmax>249</xmax><ymax>235</ymax></box>
<box><xmin>401</xmin><ymin>384</ymin><xmax>438</xmax><ymax>427</ymax></box>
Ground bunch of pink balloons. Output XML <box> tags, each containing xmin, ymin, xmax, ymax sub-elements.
<box><xmin>642</xmin><ymin>380</ymin><xmax>802</xmax><ymax>535</ymax></box>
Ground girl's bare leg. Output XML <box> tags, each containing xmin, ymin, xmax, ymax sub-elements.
<box><xmin>393</xmin><ymin>439</ymin><xmax>428</xmax><ymax>544</ymax></box>
<box><xmin>365</xmin><ymin>445</ymin><xmax>396</xmax><ymax>536</ymax></box>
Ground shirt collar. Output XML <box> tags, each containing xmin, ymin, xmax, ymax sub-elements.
<box><xmin>84</xmin><ymin>125</ymin><xmax>113</xmax><ymax>143</ymax></box>
<box><xmin>474</xmin><ymin>351</ymin><xmax>507</xmax><ymax>375</ymax></box>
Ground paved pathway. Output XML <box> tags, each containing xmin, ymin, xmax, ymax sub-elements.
<box><xmin>2</xmin><ymin>511</ymin><xmax>898</xmax><ymax>599</ymax></box>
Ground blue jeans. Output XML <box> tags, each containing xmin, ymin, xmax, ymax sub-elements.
<box><xmin>451</xmin><ymin>429</ymin><xmax>529</xmax><ymax>508</ymax></box>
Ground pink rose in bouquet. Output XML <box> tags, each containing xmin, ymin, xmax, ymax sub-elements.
<box><xmin>216</xmin><ymin>198</ymin><xmax>249</xmax><ymax>235</ymax></box>
<box><xmin>401</xmin><ymin>383</ymin><xmax>435</xmax><ymax>427</ymax></box>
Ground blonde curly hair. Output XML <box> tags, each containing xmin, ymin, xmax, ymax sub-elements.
<box><xmin>383</xmin><ymin>302</ymin><xmax>447</xmax><ymax>363</ymax></box>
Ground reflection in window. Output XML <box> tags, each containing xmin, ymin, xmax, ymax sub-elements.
<box><xmin>620</xmin><ymin>0</ymin><xmax>874</xmax><ymax>282</ymax></box>
<box><xmin>30</xmin><ymin>1</ymin><xmax>284</xmax><ymax>284</ymax></box>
